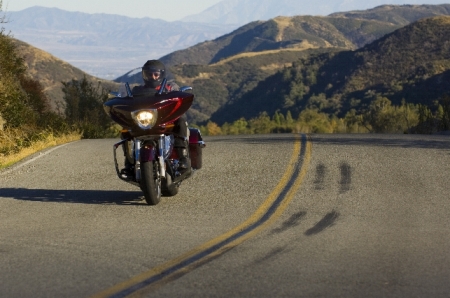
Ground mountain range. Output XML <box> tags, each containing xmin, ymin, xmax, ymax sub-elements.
<box><xmin>6</xmin><ymin>4</ymin><xmax>450</xmax><ymax>127</ymax></box>
<box><xmin>165</xmin><ymin>4</ymin><xmax>450</xmax><ymax>124</ymax></box>
<box><xmin>209</xmin><ymin>16</ymin><xmax>450</xmax><ymax>124</ymax></box>
<box><xmin>114</xmin><ymin>4</ymin><xmax>450</xmax><ymax>124</ymax></box>
<box><xmin>181</xmin><ymin>0</ymin><xmax>447</xmax><ymax>25</ymax></box>
<box><xmin>161</xmin><ymin>3</ymin><xmax>450</xmax><ymax>66</ymax></box>
<box><xmin>4</xmin><ymin>1</ymin><xmax>446</xmax><ymax>79</ymax></box>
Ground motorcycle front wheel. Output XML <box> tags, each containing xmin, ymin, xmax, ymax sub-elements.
<box><xmin>140</xmin><ymin>161</ymin><xmax>162</xmax><ymax>205</ymax></box>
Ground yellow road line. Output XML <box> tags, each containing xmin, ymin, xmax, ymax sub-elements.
<box><xmin>93</xmin><ymin>134</ymin><xmax>312</xmax><ymax>298</ymax></box>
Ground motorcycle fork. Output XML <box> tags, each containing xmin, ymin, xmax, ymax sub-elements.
<box><xmin>113</xmin><ymin>136</ymin><xmax>169</xmax><ymax>184</ymax></box>
<box><xmin>157</xmin><ymin>135</ymin><xmax>166</xmax><ymax>179</ymax></box>
<box><xmin>138</xmin><ymin>135</ymin><xmax>166</xmax><ymax>180</ymax></box>
<box><xmin>134</xmin><ymin>139</ymin><xmax>141</xmax><ymax>182</ymax></box>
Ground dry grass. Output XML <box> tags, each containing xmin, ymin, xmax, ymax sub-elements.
<box><xmin>274</xmin><ymin>16</ymin><xmax>293</xmax><ymax>42</ymax></box>
<box><xmin>210</xmin><ymin>46</ymin><xmax>318</xmax><ymax>67</ymax></box>
<box><xmin>260</xmin><ymin>62</ymin><xmax>293</xmax><ymax>71</ymax></box>
<box><xmin>0</xmin><ymin>131</ymin><xmax>81</xmax><ymax>169</ymax></box>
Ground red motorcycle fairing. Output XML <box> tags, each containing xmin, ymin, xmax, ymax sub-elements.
<box><xmin>104</xmin><ymin>91</ymin><xmax>194</xmax><ymax>137</ymax></box>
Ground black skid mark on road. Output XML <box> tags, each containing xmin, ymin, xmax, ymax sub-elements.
<box><xmin>339</xmin><ymin>162</ymin><xmax>352</xmax><ymax>194</ymax></box>
<box><xmin>271</xmin><ymin>211</ymin><xmax>307</xmax><ymax>234</ymax></box>
<box><xmin>305</xmin><ymin>210</ymin><xmax>340</xmax><ymax>236</ymax></box>
<box><xmin>253</xmin><ymin>246</ymin><xmax>288</xmax><ymax>264</ymax></box>
<box><xmin>314</xmin><ymin>163</ymin><xmax>326</xmax><ymax>190</ymax></box>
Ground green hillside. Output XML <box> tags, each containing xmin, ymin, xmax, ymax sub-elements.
<box><xmin>171</xmin><ymin>47</ymin><xmax>339</xmax><ymax>123</ymax></box>
<box><xmin>158</xmin><ymin>4</ymin><xmax>450</xmax><ymax>68</ymax></box>
<box><xmin>1</xmin><ymin>25</ymin><xmax>116</xmax><ymax>164</ymax></box>
<box><xmin>209</xmin><ymin>16</ymin><xmax>450</xmax><ymax>125</ymax></box>
<box><xmin>8</xmin><ymin>4</ymin><xmax>450</xmax><ymax>132</ymax></box>
<box><xmin>114</xmin><ymin>4</ymin><xmax>450</xmax><ymax>125</ymax></box>
<box><xmin>159</xmin><ymin>16</ymin><xmax>396</xmax><ymax>67</ymax></box>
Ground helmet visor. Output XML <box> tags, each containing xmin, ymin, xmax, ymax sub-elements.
<box><xmin>142</xmin><ymin>67</ymin><xmax>163</xmax><ymax>83</ymax></box>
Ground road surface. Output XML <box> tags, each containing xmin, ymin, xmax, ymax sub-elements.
<box><xmin>1</xmin><ymin>134</ymin><xmax>449</xmax><ymax>297</ymax></box>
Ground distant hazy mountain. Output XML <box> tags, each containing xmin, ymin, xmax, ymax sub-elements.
<box><xmin>181</xmin><ymin>0</ymin><xmax>447</xmax><ymax>25</ymax></box>
<box><xmin>5</xmin><ymin>2</ymin><xmax>447</xmax><ymax>80</ymax></box>
<box><xmin>4</xmin><ymin>7</ymin><xmax>236</xmax><ymax>79</ymax></box>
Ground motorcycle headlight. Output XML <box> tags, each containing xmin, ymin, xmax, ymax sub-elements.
<box><xmin>131</xmin><ymin>109</ymin><xmax>158</xmax><ymax>129</ymax></box>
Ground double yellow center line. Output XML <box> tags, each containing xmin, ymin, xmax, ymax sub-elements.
<box><xmin>93</xmin><ymin>134</ymin><xmax>312</xmax><ymax>298</ymax></box>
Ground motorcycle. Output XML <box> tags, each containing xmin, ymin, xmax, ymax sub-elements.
<box><xmin>103</xmin><ymin>79</ymin><xmax>205</xmax><ymax>205</ymax></box>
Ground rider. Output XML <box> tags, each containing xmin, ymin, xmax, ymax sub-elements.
<box><xmin>120</xmin><ymin>59</ymin><xmax>190</xmax><ymax>177</ymax></box>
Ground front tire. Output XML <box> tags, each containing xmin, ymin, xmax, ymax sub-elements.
<box><xmin>140</xmin><ymin>161</ymin><xmax>161</xmax><ymax>205</ymax></box>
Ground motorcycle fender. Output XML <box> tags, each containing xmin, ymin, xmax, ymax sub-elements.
<box><xmin>189</xmin><ymin>128</ymin><xmax>202</xmax><ymax>144</ymax></box>
<box><xmin>140</xmin><ymin>145</ymin><xmax>157</xmax><ymax>162</ymax></box>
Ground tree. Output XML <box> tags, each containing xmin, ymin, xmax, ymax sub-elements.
<box><xmin>1</xmin><ymin>1</ymin><xmax>8</xmax><ymax>29</ymax></box>
<box><xmin>359</xmin><ymin>96</ymin><xmax>422</xmax><ymax>133</ymax></box>
<box><xmin>227</xmin><ymin>118</ymin><xmax>249</xmax><ymax>135</ymax></box>
<box><xmin>206</xmin><ymin>121</ymin><xmax>222</xmax><ymax>136</ymax></box>
<box><xmin>297</xmin><ymin>109</ymin><xmax>333</xmax><ymax>133</ymax></box>
<box><xmin>62</xmin><ymin>76</ymin><xmax>111</xmax><ymax>138</ymax></box>
<box><xmin>272</xmin><ymin>111</ymin><xmax>287</xmax><ymax>132</ymax></box>
<box><xmin>286</xmin><ymin>111</ymin><xmax>294</xmax><ymax>127</ymax></box>
<box><xmin>0</xmin><ymin>2</ymin><xmax>69</xmax><ymax>156</ymax></box>
<box><xmin>249</xmin><ymin>112</ymin><xmax>272</xmax><ymax>134</ymax></box>
<box><xmin>361</xmin><ymin>96</ymin><xmax>397</xmax><ymax>133</ymax></box>
<box><xmin>438</xmin><ymin>94</ymin><xmax>450</xmax><ymax>131</ymax></box>
<box><xmin>0</xmin><ymin>10</ymin><xmax>41</xmax><ymax>129</ymax></box>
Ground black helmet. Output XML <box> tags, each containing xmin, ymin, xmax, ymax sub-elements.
<box><xmin>142</xmin><ymin>60</ymin><xmax>166</xmax><ymax>88</ymax></box>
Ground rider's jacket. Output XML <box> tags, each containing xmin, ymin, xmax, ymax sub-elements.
<box><xmin>131</xmin><ymin>80</ymin><xmax>180</xmax><ymax>96</ymax></box>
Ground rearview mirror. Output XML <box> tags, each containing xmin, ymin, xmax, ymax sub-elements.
<box><xmin>180</xmin><ymin>86</ymin><xmax>193</xmax><ymax>92</ymax></box>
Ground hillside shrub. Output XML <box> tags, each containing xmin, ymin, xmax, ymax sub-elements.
<box><xmin>62</xmin><ymin>76</ymin><xmax>115</xmax><ymax>138</ymax></box>
<box><xmin>198</xmin><ymin>94</ymin><xmax>450</xmax><ymax>136</ymax></box>
<box><xmin>0</xmin><ymin>6</ymin><xmax>73</xmax><ymax>159</ymax></box>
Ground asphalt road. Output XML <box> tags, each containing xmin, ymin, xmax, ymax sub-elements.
<box><xmin>1</xmin><ymin>134</ymin><xmax>449</xmax><ymax>297</ymax></box>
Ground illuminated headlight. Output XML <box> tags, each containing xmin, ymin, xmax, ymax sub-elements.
<box><xmin>131</xmin><ymin>109</ymin><xmax>158</xmax><ymax>129</ymax></box>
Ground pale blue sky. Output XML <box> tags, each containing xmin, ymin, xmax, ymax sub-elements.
<box><xmin>4</xmin><ymin>0</ymin><xmax>224</xmax><ymax>21</ymax></box>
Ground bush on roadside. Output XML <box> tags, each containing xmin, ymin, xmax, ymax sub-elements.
<box><xmin>0</xmin><ymin>3</ymin><xmax>77</xmax><ymax>161</ymax></box>
<box><xmin>62</xmin><ymin>76</ymin><xmax>115</xmax><ymax>138</ymax></box>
